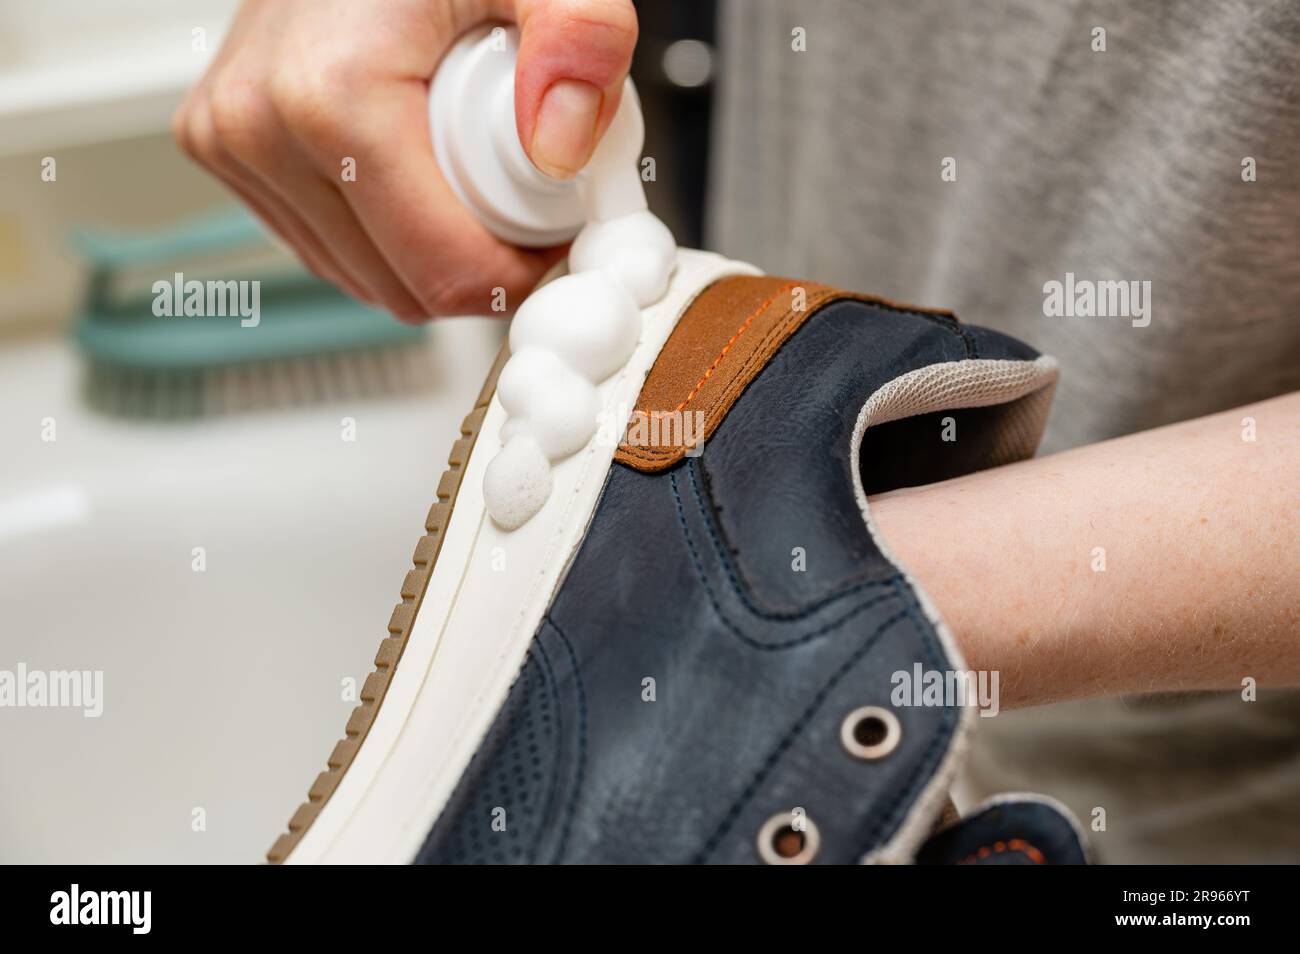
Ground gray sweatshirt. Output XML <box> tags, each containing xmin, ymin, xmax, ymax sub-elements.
<box><xmin>709</xmin><ymin>0</ymin><xmax>1300</xmax><ymax>863</ymax></box>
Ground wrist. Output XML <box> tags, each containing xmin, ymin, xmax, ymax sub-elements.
<box><xmin>868</xmin><ymin>476</ymin><xmax>1041</xmax><ymax>710</ymax></box>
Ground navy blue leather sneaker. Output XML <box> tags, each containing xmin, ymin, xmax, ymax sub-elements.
<box><xmin>269</xmin><ymin>258</ymin><xmax>1086</xmax><ymax>865</ymax></box>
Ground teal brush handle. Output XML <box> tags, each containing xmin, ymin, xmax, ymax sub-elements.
<box><xmin>72</xmin><ymin>206</ymin><xmax>424</xmax><ymax>372</ymax></box>
<box><xmin>72</xmin><ymin>206</ymin><xmax>267</xmax><ymax>272</ymax></box>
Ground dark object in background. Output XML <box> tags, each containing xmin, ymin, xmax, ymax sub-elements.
<box><xmin>630</xmin><ymin>0</ymin><xmax>716</xmax><ymax>248</ymax></box>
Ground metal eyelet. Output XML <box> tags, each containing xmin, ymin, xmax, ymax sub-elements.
<box><xmin>840</xmin><ymin>706</ymin><xmax>902</xmax><ymax>760</ymax></box>
<box><xmin>756</xmin><ymin>811</ymin><xmax>821</xmax><ymax>865</ymax></box>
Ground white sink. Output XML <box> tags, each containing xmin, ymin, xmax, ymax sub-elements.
<box><xmin>0</xmin><ymin>318</ymin><xmax>504</xmax><ymax>863</ymax></box>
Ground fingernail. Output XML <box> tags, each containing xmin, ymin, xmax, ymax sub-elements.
<box><xmin>530</xmin><ymin>80</ymin><xmax>602</xmax><ymax>179</ymax></box>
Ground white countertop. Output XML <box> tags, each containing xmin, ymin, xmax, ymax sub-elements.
<box><xmin>0</xmin><ymin>318</ymin><xmax>505</xmax><ymax>863</ymax></box>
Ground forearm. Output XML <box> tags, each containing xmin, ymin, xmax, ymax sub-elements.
<box><xmin>870</xmin><ymin>392</ymin><xmax>1300</xmax><ymax>709</ymax></box>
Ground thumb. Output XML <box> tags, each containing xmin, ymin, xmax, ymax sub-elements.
<box><xmin>513</xmin><ymin>0</ymin><xmax>638</xmax><ymax>179</ymax></box>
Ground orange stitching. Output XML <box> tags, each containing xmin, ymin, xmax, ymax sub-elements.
<box><xmin>618</xmin><ymin>282</ymin><xmax>959</xmax><ymax>463</ymax></box>
<box><xmin>636</xmin><ymin>280</ymin><xmax>799</xmax><ymax>417</ymax></box>
<box><xmin>957</xmin><ymin>838</ymin><xmax>1046</xmax><ymax>865</ymax></box>
<box><xmin>710</xmin><ymin>289</ymin><xmax>840</xmax><ymax>413</ymax></box>
<box><xmin>619</xmin><ymin>285</ymin><xmax>842</xmax><ymax>461</ymax></box>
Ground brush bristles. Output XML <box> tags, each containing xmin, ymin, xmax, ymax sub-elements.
<box><xmin>83</xmin><ymin>345</ymin><xmax>437</xmax><ymax>419</ymax></box>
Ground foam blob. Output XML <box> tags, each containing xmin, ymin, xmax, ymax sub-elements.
<box><xmin>496</xmin><ymin>346</ymin><xmax>569</xmax><ymax>417</ymax></box>
<box><xmin>498</xmin><ymin>416</ymin><xmax>531</xmax><ymax>445</ymax></box>
<box><xmin>508</xmin><ymin>270</ymin><xmax>641</xmax><ymax>382</ymax></box>
<box><xmin>482</xmin><ymin>434</ymin><xmax>552</xmax><ymax>530</ymax></box>
<box><xmin>569</xmin><ymin>210</ymin><xmax>678</xmax><ymax>306</ymax></box>
<box><xmin>514</xmin><ymin>368</ymin><xmax>601</xmax><ymax>459</ymax></box>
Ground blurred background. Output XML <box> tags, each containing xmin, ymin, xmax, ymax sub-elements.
<box><xmin>0</xmin><ymin>0</ymin><xmax>715</xmax><ymax>862</ymax></box>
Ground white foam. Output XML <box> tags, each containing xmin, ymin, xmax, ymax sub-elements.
<box><xmin>570</xmin><ymin>210</ymin><xmax>677</xmax><ymax>307</ymax></box>
<box><xmin>482</xmin><ymin>435</ymin><xmax>552</xmax><ymax>531</ymax></box>
<box><xmin>507</xmin><ymin>272</ymin><xmax>640</xmax><ymax>381</ymax></box>
<box><xmin>483</xmin><ymin>93</ymin><xmax>677</xmax><ymax>529</ymax></box>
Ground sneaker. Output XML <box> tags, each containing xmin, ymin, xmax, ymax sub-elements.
<box><xmin>268</xmin><ymin>252</ymin><xmax>1086</xmax><ymax>865</ymax></box>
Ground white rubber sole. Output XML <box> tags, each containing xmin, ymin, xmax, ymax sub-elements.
<box><xmin>285</xmin><ymin>250</ymin><xmax>759</xmax><ymax>864</ymax></box>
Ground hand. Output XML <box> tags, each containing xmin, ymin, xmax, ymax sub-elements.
<box><xmin>173</xmin><ymin>0</ymin><xmax>638</xmax><ymax>319</ymax></box>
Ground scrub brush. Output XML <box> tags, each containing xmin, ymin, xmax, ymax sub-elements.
<box><xmin>71</xmin><ymin>206</ymin><xmax>429</xmax><ymax>418</ymax></box>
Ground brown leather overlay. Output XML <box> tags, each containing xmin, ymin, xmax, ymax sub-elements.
<box><xmin>615</xmin><ymin>275</ymin><xmax>956</xmax><ymax>472</ymax></box>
